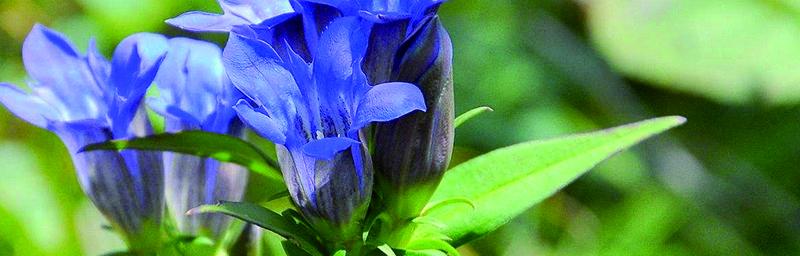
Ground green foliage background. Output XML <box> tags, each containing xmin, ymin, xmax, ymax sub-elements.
<box><xmin>0</xmin><ymin>0</ymin><xmax>798</xmax><ymax>255</ymax></box>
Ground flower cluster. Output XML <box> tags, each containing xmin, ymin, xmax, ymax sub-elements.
<box><xmin>150</xmin><ymin>38</ymin><xmax>249</xmax><ymax>239</ymax></box>
<box><xmin>1</xmin><ymin>0</ymin><xmax>455</xmax><ymax>253</ymax></box>
<box><xmin>0</xmin><ymin>25</ymin><xmax>169</xmax><ymax>250</ymax></box>
<box><xmin>0</xmin><ymin>27</ymin><xmax>251</xmax><ymax>252</ymax></box>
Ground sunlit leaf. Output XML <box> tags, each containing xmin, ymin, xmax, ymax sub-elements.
<box><xmin>423</xmin><ymin>116</ymin><xmax>685</xmax><ymax>245</ymax></box>
<box><xmin>188</xmin><ymin>201</ymin><xmax>323</xmax><ymax>256</ymax></box>
<box><xmin>401</xmin><ymin>249</ymin><xmax>447</xmax><ymax>256</ymax></box>
<box><xmin>454</xmin><ymin>106</ymin><xmax>493</xmax><ymax>128</ymax></box>
<box><xmin>377</xmin><ymin>244</ymin><xmax>396</xmax><ymax>256</ymax></box>
<box><xmin>405</xmin><ymin>239</ymin><xmax>459</xmax><ymax>256</ymax></box>
<box><xmin>81</xmin><ymin>131</ymin><xmax>282</xmax><ymax>180</ymax></box>
<box><xmin>588</xmin><ymin>0</ymin><xmax>800</xmax><ymax>105</ymax></box>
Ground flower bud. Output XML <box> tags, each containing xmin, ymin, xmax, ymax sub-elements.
<box><xmin>151</xmin><ymin>38</ymin><xmax>249</xmax><ymax>239</ymax></box>
<box><xmin>0</xmin><ymin>25</ymin><xmax>168</xmax><ymax>252</ymax></box>
<box><xmin>374</xmin><ymin>15</ymin><xmax>455</xmax><ymax>219</ymax></box>
<box><xmin>276</xmin><ymin>137</ymin><xmax>373</xmax><ymax>242</ymax></box>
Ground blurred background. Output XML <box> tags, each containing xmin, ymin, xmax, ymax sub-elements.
<box><xmin>0</xmin><ymin>0</ymin><xmax>798</xmax><ymax>255</ymax></box>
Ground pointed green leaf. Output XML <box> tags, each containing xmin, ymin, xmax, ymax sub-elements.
<box><xmin>377</xmin><ymin>244</ymin><xmax>396</xmax><ymax>256</ymax></box>
<box><xmin>81</xmin><ymin>131</ymin><xmax>281</xmax><ymax>180</ymax></box>
<box><xmin>454</xmin><ymin>106</ymin><xmax>493</xmax><ymax>128</ymax></box>
<box><xmin>406</xmin><ymin>239</ymin><xmax>459</xmax><ymax>256</ymax></box>
<box><xmin>423</xmin><ymin>116</ymin><xmax>685</xmax><ymax>246</ymax></box>
<box><xmin>188</xmin><ymin>201</ymin><xmax>323</xmax><ymax>256</ymax></box>
<box><xmin>401</xmin><ymin>250</ymin><xmax>447</xmax><ymax>256</ymax></box>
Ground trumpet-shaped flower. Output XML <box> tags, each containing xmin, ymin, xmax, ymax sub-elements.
<box><xmin>292</xmin><ymin>0</ymin><xmax>446</xmax><ymax>83</ymax></box>
<box><xmin>0</xmin><ymin>25</ymin><xmax>168</xmax><ymax>251</ymax></box>
<box><xmin>373</xmin><ymin>16</ymin><xmax>454</xmax><ymax>219</ymax></box>
<box><xmin>224</xmin><ymin>16</ymin><xmax>425</xmax><ymax>240</ymax></box>
<box><xmin>149</xmin><ymin>38</ymin><xmax>248</xmax><ymax>238</ymax></box>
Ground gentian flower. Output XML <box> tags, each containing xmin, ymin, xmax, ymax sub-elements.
<box><xmin>167</xmin><ymin>0</ymin><xmax>293</xmax><ymax>32</ymax></box>
<box><xmin>373</xmin><ymin>15</ymin><xmax>454</xmax><ymax>219</ymax></box>
<box><xmin>149</xmin><ymin>38</ymin><xmax>248</xmax><ymax>239</ymax></box>
<box><xmin>223</xmin><ymin>16</ymin><xmax>426</xmax><ymax>242</ymax></box>
<box><xmin>0</xmin><ymin>25</ymin><xmax>168</xmax><ymax>251</ymax></box>
<box><xmin>294</xmin><ymin>0</ymin><xmax>446</xmax><ymax>83</ymax></box>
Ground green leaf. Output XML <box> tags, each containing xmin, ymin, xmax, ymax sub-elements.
<box><xmin>405</xmin><ymin>239</ymin><xmax>459</xmax><ymax>256</ymax></box>
<box><xmin>401</xmin><ymin>250</ymin><xmax>447</xmax><ymax>256</ymax></box>
<box><xmin>101</xmin><ymin>252</ymin><xmax>137</xmax><ymax>256</ymax></box>
<box><xmin>419</xmin><ymin>198</ymin><xmax>475</xmax><ymax>217</ymax></box>
<box><xmin>266</xmin><ymin>190</ymin><xmax>290</xmax><ymax>202</ymax></box>
<box><xmin>377</xmin><ymin>244</ymin><xmax>396</xmax><ymax>256</ymax></box>
<box><xmin>283</xmin><ymin>240</ymin><xmax>314</xmax><ymax>256</ymax></box>
<box><xmin>454</xmin><ymin>106</ymin><xmax>493</xmax><ymax>128</ymax></box>
<box><xmin>411</xmin><ymin>216</ymin><xmax>446</xmax><ymax>230</ymax></box>
<box><xmin>183</xmin><ymin>237</ymin><xmax>218</xmax><ymax>256</ymax></box>
<box><xmin>587</xmin><ymin>0</ymin><xmax>800</xmax><ymax>105</ymax></box>
<box><xmin>423</xmin><ymin>116</ymin><xmax>686</xmax><ymax>246</ymax></box>
<box><xmin>216</xmin><ymin>219</ymin><xmax>246</xmax><ymax>251</ymax></box>
<box><xmin>0</xmin><ymin>238</ymin><xmax>11</xmax><ymax>256</ymax></box>
<box><xmin>81</xmin><ymin>131</ymin><xmax>282</xmax><ymax>180</ymax></box>
<box><xmin>188</xmin><ymin>201</ymin><xmax>323</xmax><ymax>256</ymax></box>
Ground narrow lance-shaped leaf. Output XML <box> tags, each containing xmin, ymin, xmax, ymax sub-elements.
<box><xmin>188</xmin><ymin>201</ymin><xmax>324</xmax><ymax>256</ymax></box>
<box><xmin>81</xmin><ymin>130</ymin><xmax>282</xmax><ymax>181</ymax></box>
<box><xmin>454</xmin><ymin>106</ymin><xmax>493</xmax><ymax>128</ymax></box>
<box><xmin>420</xmin><ymin>116</ymin><xmax>686</xmax><ymax>246</ymax></box>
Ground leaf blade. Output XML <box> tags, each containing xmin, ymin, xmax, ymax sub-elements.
<box><xmin>424</xmin><ymin>116</ymin><xmax>686</xmax><ymax>245</ymax></box>
<box><xmin>81</xmin><ymin>131</ymin><xmax>282</xmax><ymax>180</ymax></box>
<box><xmin>454</xmin><ymin>106</ymin><xmax>493</xmax><ymax>128</ymax></box>
<box><xmin>188</xmin><ymin>201</ymin><xmax>323</xmax><ymax>256</ymax></box>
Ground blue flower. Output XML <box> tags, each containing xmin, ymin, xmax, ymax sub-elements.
<box><xmin>373</xmin><ymin>16</ymin><xmax>454</xmax><ymax>219</ymax></box>
<box><xmin>0</xmin><ymin>25</ymin><xmax>169</xmax><ymax>251</ymax></box>
<box><xmin>149</xmin><ymin>38</ymin><xmax>248</xmax><ymax>238</ymax></box>
<box><xmin>299</xmin><ymin>0</ymin><xmax>444</xmax><ymax>23</ymax></box>
<box><xmin>167</xmin><ymin>0</ymin><xmax>293</xmax><ymax>32</ymax></box>
<box><xmin>293</xmin><ymin>0</ymin><xmax>446</xmax><ymax>83</ymax></box>
<box><xmin>224</xmin><ymin>16</ymin><xmax>426</xmax><ymax>240</ymax></box>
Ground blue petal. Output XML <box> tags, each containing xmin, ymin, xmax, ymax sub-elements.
<box><xmin>86</xmin><ymin>38</ymin><xmax>111</xmax><ymax>93</ymax></box>
<box><xmin>155</xmin><ymin>38</ymin><xmax>225</xmax><ymax>124</ymax></box>
<box><xmin>299</xmin><ymin>1</ymin><xmax>343</xmax><ymax>51</ymax></box>
<box><xmin>110</xmin><ymin>33</ymin><xmax>169</xmax><ymax>100</ymax></box>
<box><xmin>358</xmin><ymin>10</ymin><xmax>410</xmax><ymax>23</ymax></box>
<box><xmin>0</xmin><ymin>83</ymin><xmax>58</xmax><ymax>127</ymax></box>
<box><xmin>352</xmin><ymin>82</ymin><xmax>426</xmax><ymax>130</ymax></box>
<box><xmin>314</xmin><ymin>17</ymin><xmax>364</xmax><ymax>80</ymax></box>
<box><xmin>233</xmin><ymin>100</ymin><xmax>287</xmax><ymax>144</ymax></box>
<box><xmin>301</xmin><ymin>137</ymin><xmax>359</xmax><ymax>160</ymax></box>
<box><xmin>22</xmin><ymin>24</ymin><xmax>103</xmax><ymax>120</ymax></box>
<box><xmin>251</xmin><ymin>13</ymin><xmax>312</xmax><ymax>61</ymax></box>
<box><xmin>219</xmin><ymin>0</ymin><xmax>293</xmax><ymax>23</ymax></box>
<box><xmin>223</xmin><ymin>33</ymin><xmax>300</xmax><ymax>126</ymax></box>
<box><xmin>166</xmin><ymin>0</ymin><xmax>292</xmax><ymax>32</ymax></box>
<box><xmin>166</xmin><ymin>11</ymin><xmax>248</xmax><ymax>33</ymax></box>
<box><xmin>147</xmin><ymin>97</ymin><xmax>203</xmax><ymax>127</ymax></box>
<box><xmin>363</xmin><ymin>19</ymin><xmax>406</xmax><ymax>83</ymax></box>
<box><xmin>393</xmin><ymin>15</ymin><xmax>445</xmax><ymax>83</ymax></box>
<box><xmin>109</xmin><ymin>33</ymin><xmax>169</xmax><ymax>136</ymax></box>
<box><xmin>410</xmin><ymin>0</ymin><xmax>446</xmax><ymax>21</ymax></box>
<box><xmin>313</xmin><ymin>16</ymin><xmax>370</xmax><ymax>103</ymax></box>
<box><xmin>302</xmin><ymin>0</ymin><xmax>356</xmax><ymax>13</ymax></box>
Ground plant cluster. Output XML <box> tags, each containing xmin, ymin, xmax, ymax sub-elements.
<box><xmin>0</xmin><ymin>0</ymin><xmax>683</xmax><ymax>255</ymax></box>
